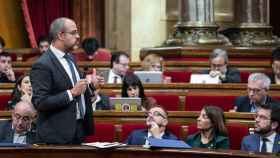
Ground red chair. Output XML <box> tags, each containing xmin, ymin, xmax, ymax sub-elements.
<box><xmin>147</xmin><ymin>94</ymin><xmax>180</xmax><ymax>111</ymax></box>
<box><xmin>84</xmin><ymin>123</ymin><xmax>116</xmax><ymax>142</ymax></box>
<box><xmin>163</xmin><ymin>71</ymin><xmax>191</xmax><ymax>83</ymax></box>
<box><xmin>240</xmin><ymin>71</ymin><xmax>250</xmax><ymax>83</ymax></box>
<box><xmin>226</xmin><ymin>123</ymin><xmax>249</xmax><ymax>150</ymax></box>
<box><xmin>0</xmin><ymin>93</ymin><xmax>11</xmax><ymax>110</ymax></box>
<box><xmin>121</xmin><ymin>123</ymin><xmax>182</xmax><ymax>142</ymax></box>
<box><xmin>185</xmin><ymin>95</ymin><xmax>236</xmax><ymax>111</ymax></box>
<box><xmin>186</xmin><ymin>123</ymin><xmax>249</xmax><ymax>150</ymax></box>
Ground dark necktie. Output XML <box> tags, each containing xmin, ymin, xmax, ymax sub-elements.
<box><xmin>64</xmin><ymin>54</ymin><xmax>85</xmax><ymax>118</ymax></box>
<box><xmin>261</xmin><ymin>137</ymin><xmax>268</xmax><ymax>153</ymax></box>
<box><xmin>113</xmin><ymin>76</ymin><xmax>118</xmax><ymax>84</ymax></box>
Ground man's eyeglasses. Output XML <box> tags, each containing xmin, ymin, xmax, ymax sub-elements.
<box><xmin>63</xmin><ymin>30</ymin><xmax>79</xmax><ymax>36</ymax></box>
<box><xmin>145</xmin><ymin>111</ymin><xmax>167</xmax><ymax>119</ymax></box>
<box><xmin>14</xmin><ymin>113</ymin><xmax>31</xmax><ymax>122</ymax></box>
<box><xmin>211</xmin><ymin>63</ymin><xmax>226</xmax><ymax>68</ymax></box>
<box><xmin>255</xmin><ymin>114</ymin><xmax>270</xmax><ymax>121</ymax></box>
<box><xmin>247</xmin><ymin>87</ymin><xmax>265</xmax><ymax>94</ymax></box>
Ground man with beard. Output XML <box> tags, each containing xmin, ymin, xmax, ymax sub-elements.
<box><xmin>126</xmin><ymin>105</ymin><xmax>177</xmax><ymax>145</ymax></box>
<box><xmin>241</xmin><ymin>103</ymin><xmax>280</xmax><ymax>153</ymax></box>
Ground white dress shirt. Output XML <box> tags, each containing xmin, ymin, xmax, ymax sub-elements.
<box><xmin>259</xmin><ymin>132</ymin><xmax>277</xmax><ymax>153</ymax></box>
<box><xmin>144</xmin><ymin>131</ymin><xmax>164</xmax><ymax>145</ymax></box>
<box><xmin>107</xmin><ymin>69</ymin><xmax>122</xmax><ymax>84</ymax></box>
<box><xmin>50</xmin><ymin>45</ymin><xmax>86</xmax><ymax>119</ymax></box>
<box><xmin>13</xmin><ymin>133</ymin><xmax>26</xmax><ymax>144</ymax></box>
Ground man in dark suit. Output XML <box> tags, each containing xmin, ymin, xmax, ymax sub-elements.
<box><xmin>270</xmin><ymin>47</ymin><xmax>280</xmax><ymax>84</ymax></box>
<box><xmin>126</xmin><ymin>106</ymin><xmax>177</xmax><ymax>145</ymax></box>
<box><xmin>0</xmin><ymin>101</ymin><xmax>36</xmax><ymax>144</ymax></box>
<box><xmin>241</xmin><ymin>103</ymin><xmax>280</xmax><ymax>153</ymax></box>
<box><xmin>0</xmin><ymin>52</ymin><xmax>15</xmax><ymax>83</ymax></box>
<box><xmin>30</xmin><ymin>17</ymin><xmax>95</xmax><ymax>144</ymax></box>
<box><xmin>202</xmin><ymin>48</ymin><xmax>240</xmax><ymax>83</ymax></box>
<box><xmin>104</xmin><ymin>51</ymin><xmax>130</xmax><ymax>84</ymax></box>
<box><xmin>234</xmin><ymin>73</ymin><xmax>277</xmax><ymax>112</ymax></box>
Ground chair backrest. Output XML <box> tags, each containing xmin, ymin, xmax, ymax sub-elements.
<box><xmin>240</xmin><ymin>71</ymin><xmax>250</xmax><ymax>83</ymax></box>
<box><xmin>186</xmin><ymin>123</ymin><xmax>249</xmax><ymax>150</ymax></box>
<box><xmin>147</xmin><ymin>94</ymin><xmax>180</xmax><ymax>111</ymax></box>
<box><xmin>0</xmin><ymin>93</ymin><xmax>11</xmax><ymax>110</ymax></box>
<box><xmin>84</xmin><ymin>123</ymin><xmax>116</xmax><ymax>143</ymax></box>
<box><xmin>163</xmin><ymin>71</ymin><xmax>191</xmax><ymax>83</ymax></box>
<box><xmin>121</xmin><ymin>123</ymin><xmax>147</xmax><ymax>142</ymax></box>
<box><xmin>185</xmin><ymin>95</ymin><xmax>236</xmax><ymax>111</ymax></box>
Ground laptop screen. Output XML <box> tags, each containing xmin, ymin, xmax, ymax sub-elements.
<box><xmin>134</xmin><ymin>71</ymin><xmax>163</xmax><ymax>83</ymax></box>
<box><xmin>109</xmin><ymin>97</ymin><xmax>142</xmax><ymax>112</ymax></box>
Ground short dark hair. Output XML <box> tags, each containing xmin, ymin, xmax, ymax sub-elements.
<box><xmin>203</xmin><ymin>105</ymin><xmax>228</xmax><ymax>136</ymax></box>
<box><xmin>121</xmin><ymin>73</ymin><xmax>145</xmax><ymax>99</ymax></box>
<box><xmin>0</xmin><ymin>52</ymin><xmax>11</xmax><ymax>58</ymax></box>
<box><xmin>82</xmin><ymin>37</ymin><xmax>100</xmax><ymax>56</ymax></box>
<box><xmin>0</xmin><ymin>36</ymin><xmax>5</xmax><ymax>47</ymax></box>
<box><xmin>37</xmin><ymin>36</ymin><xmax>50</xmax><ymax>45</ymax></box>
<box><xmin>272</xmin><ymin>47</ymin><xmax>280</xmax><ymax>62</ymax></box>
<box><xmin>259</xmin><ymin>103</ymin><xmax>280</xmax><ymax>130</ymax></box>
<box><xmin>110</xmin><ymin>51</ymin><xmax>129</xmax><ymax>68</ymax></box>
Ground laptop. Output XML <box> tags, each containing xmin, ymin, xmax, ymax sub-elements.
<box><xmin>134</xmin><ymin>71</ymin><xmax>163</xmax><ymax>83</ymax></box>
<box><xmin>109</xmin><ymin>97</ymin><xmax>142</xmax><ymax>112</ymax></box>
<box><xmin>190</xmin><ymin>74</ymin><xmax>220</xmax><ymax>84</ymax></box>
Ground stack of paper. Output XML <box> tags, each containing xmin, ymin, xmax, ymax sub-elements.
<box><xmin>82</xmin><ymin>142</ymin><xmax>126</xmax><ymax>148</ymax></box>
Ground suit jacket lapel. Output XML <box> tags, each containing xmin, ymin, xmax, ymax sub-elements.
<box><xmin>273</xmin><ymin>134</ymin><xmax>280</xmax><ymax>153</ymax></box>
<box><xmin>48</xmin><ymin>50</ymin><xmax>73</xmax><ymax>87</ymax></box>
<box><xmin>254</xmin><ymin>134</ymin><xmax>261</xmax><ymax>152</ymax></box>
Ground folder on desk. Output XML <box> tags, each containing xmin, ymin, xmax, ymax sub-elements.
<box><xmin>0</xmin><ymin>143</ymin><xmax>29</xmax><ymax>147</ymax></box>
<box><xmin>148</xmin><ymin>138</ymin><xmax>192</xmax><ymax>149</ymax></box>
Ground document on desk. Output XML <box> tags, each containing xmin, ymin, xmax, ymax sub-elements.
<box><xmin>82</xmin><ymin>142</ymin><xmax>127</xmax><ymax>148</ymax></box>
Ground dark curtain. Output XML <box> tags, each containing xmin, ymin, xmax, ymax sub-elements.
<box><xmin>73</xmin><ymin>0</ymin><xmax>105</xmax><ymax>46</ymax></box>
<box><xmin>271</xmin><ymin>0</ymin><xmax>280</xmax><ymax>36</ymax></box>
<box><xmin>27</xmin><ymin>0</ymin><xmax>72</xmax><ymax>42</ymax></box>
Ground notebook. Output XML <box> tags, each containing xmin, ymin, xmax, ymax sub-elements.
<box><xmin>134</xmin><ymin>71</ymin><xmax>163</xmax><ymax>83</ymax></box>
<box><xmin>109</xmin><ymin>97</ymin><xmax>142</xmax><ymax>112</ymax></box>
<box><xmin>190</xmin><ymin>74</ymin><xmax>220</xmax><ymax>84</ymax></box>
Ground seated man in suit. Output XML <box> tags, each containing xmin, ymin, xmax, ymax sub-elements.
<box><xmin>0</xmin><ymin>101</ymin><xmax>37</xmax><ymax>144</ymax></box>
<box><xmin>0</xmin><ymin>52</ymin><xmax>15</xmax><ymax>83</ymax></box>
<box><xmin>270</xmin><ymin>47</ymin><xmax>280</xmax><ymax>84</ymax></box>
<box><xmin>241</xmin><ymin>103</ymin><xmax>280</xmax><ymax>153</ymax></box>
<box><xmin>126</xmin><ymin>105</ymin><xmax>177</xmax><ymax>145</ymax></box>
<box><xmin>106</xmin><ymin>51</ymin><xmax>130</xmax><ymax>84</ymax></box>
<box><xmin>202</xmin><ymin>48</ymin><xmax>240</xmax><ymax>83</ymax></box>
<box><xmin>234</xmin><ymin>73</ymin><xmax>276</xmax><ymax>112</ymax></box>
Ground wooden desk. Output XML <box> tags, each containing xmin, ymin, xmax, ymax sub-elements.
<box><xmin>0</xmin><ymin>145</ymin><xmax>277</xmax><ymax>158</ymax></box>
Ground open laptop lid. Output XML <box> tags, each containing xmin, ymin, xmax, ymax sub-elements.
<box><xmin>190</xmin><ymin>74</ymin><xmax>220</xmax><ymax>84</ymax></box>
<box><xmin>109</xmin><ymin>97</ymin><xmax>142</xmax><ymax>112</ymax></box>
<box><xmin>134</xmin><ymin>71</ymin><xmax>163</xmax><ymax>83</ymax></box>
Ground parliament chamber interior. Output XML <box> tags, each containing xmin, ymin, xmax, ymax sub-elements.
<box><xmin>0</xmin><ymin>0</ymin><xmax>280</xmax><ymax>158</ymax></box>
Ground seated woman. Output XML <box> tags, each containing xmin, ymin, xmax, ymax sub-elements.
<box><xmin>141</xmin><ymin>53</ymin><xmax>171</xmax><ymax>83</ymax></box>
<box><xmin>8</xmin><ymin>74</ymin><xmax>32</xmax><ymax>110</ymax></box>
<box><xmin>122</xmin><ymin>73</ymin><xmax>156</xmax><ymax>111</ymax></box>
<box><xmin>186</xmin><ymin>106</ymin><xmax>229</xmax><ymax>149</ymax></box>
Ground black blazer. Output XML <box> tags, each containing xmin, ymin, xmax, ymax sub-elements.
<box><xmin>235</xmin><ymin>96</ymin><xmax>274</xmax><ymax>112</ymax></box>
<box><xmin>202</xmin><ymin>67</ymin><xmax>241</xmax><ymax>83</ymax></box>
<box><xmin>30</xmin><ymin>49</ymin><xmax>93</xmax><ymax>144</ymax></box>
<box><xmin>0</xmin><ymin>121</ymin><xmax>36</xmax><ymax>144</ymax></box>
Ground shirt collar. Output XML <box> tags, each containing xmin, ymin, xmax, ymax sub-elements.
<box><xmin>264</xmin><ymin>132</ymin><xmax>277</xmax><ymax>143</ymax></box>
<box><xmin>147</xmin><ymin>131</ymin><xmax>165</xmax><ymax>139</ymax></box>
<box><xmin>50</xmin><ymin>44</ymin><xmax>66</xmax><ymax>59</ymax></box>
